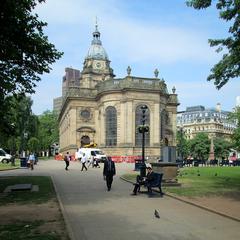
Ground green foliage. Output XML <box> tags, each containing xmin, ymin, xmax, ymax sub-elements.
<box><xmin>0</xmin><ymin>0</ymin><xmax>63</xmax><ymax>96</ymax></box>
<box><xmin>0</xmin><ymin>94</ymin><xmax>38</xmax><ymax>152</ymax></box>
<box><xmin>186</xmin><ymin>0</ymin><xmax>240</xmax><ymax>88</ymax></box>
<box><xmin>0</xmin><ymin>0</ymin><xmax>62</xmax><ymax>149</ymax></box>
<box><xmin>176</xmin><ymin>130</ymin><xmax>190</xmax><ymax>159</ymax></box>
<box><xmin>228</xmin><ymin>106</ymin><xmax>240</xmax><ymax>150</ymax></box>
<box><xmin>38</xmin><ymin>110</ymin><xmax>59</xmax><ymax>151</ymax></box>
<box><xmin>213</xmin><ymin>137</ymin><xmax>232</xmax><ymax>159</ymax></box>
<box><xmin>28</xmin><ymin>137</ymin><xmax>40</xmax><ymax>152</ymax></box>
<box><xmin>189</xmin><ymin>133</ymin><xmax>210</xmax><ymax>159</ymax></box>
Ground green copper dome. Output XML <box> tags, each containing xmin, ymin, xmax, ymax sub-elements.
<box><xmin>85</xmin><ymin>25</ymin><xmax>109</xmax><ymax>60</ymax></box>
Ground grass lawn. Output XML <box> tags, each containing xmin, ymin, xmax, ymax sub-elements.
<box><xmin>0</xmin><ymin>176</ymin><xmax>69</xmax><ymax>239</ymax></box>
<box><xmin>122</xmin><ymin>167</ymin><xmax>240</xmax><ymax>198</ymax></box>
<box><xmin>166</xmin><ymin>167</ymin><xmax>240</xmax><ymax>197</ymax></box>
<box><xmin>0</xmin><ymin>220</ymin><xmax>60</xmax><ymax>240</ymax></box>
<box><xmin>0</xmin><ymin>176</ymin><xmax>55</xmax><ymax>205</ymax></box>
<box><xmin>0</xmin><ymin>159</ymin><xmax>20</xmax><ymax>171</ymax></box>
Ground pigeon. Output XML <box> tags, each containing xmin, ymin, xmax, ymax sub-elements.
<box><xmin>154</xmin><ymin>209</ymin><xmax>160</xmax><ymax>219</ymax></box>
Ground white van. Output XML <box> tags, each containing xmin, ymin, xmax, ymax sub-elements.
<box><xmin>78</xmin><ymin>148</ymin><xmax>107</xmax><ymax>163</ymax></box>
<box><xmin>0</xmin><ymin>148</ymin><xmax>12</xmax><ymax>163</ymax></box>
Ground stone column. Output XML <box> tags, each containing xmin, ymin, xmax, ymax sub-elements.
<box><xmin>153</xmin><ymin>103</ymin><xmax>160</xmax><ymax>146</ymax></box>
<box><xmin>126</xmin><ymin>101</ymin><xmax>133</xmax><ymax>145</ymax></box>
<box><xmin>69</xmin><ymin>108</ymin><xmax>77</xmax><ymax>146</ymax></box>
<box><xmin>119</xmin><ymin>101</ymin><xmax>125</xmax><ymax>145</ymax></box>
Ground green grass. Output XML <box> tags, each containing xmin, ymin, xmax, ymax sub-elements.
<box><xmin>122</xmin><ymin>167</ymin><xmax>240</xmax><ymax>198</ymax></box>
<box><xmin>0</xmin><ymin>159</ymin><xmax>20</xmax><ymax>170</ymax></box>
<box><xmin>166</xmin><ymin>167</ymin><xmax>240</xmax><ymax>197</ymax></box>
<box><xmin>0</xmin><ymin>220</ymin><xmax>61</xmax><ymax>240</ymax></box>
<box><xmin>0</xmin><ymin>176</ymin><xmax>55</xmax><ymax>205</ymax></box>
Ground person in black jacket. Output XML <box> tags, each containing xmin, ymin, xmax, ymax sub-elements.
<box><xmin>132</xmin><ymin>166</ymin><xmax>155</xmax><ymax>195</ymax></box>
<box><xmin>103</xmin><ymin>156</ymin><xmax>116</xmax><ymax>191</ymax></box>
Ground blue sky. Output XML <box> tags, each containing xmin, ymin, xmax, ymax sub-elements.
<box><xmin>32</xmin><ymin>0</ymin><xmax>239</xmax><ymax>114</ymax></box>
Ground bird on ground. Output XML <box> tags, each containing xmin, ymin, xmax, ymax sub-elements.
<box><xmin>154</xmin><ymin>209</ymin><xmax>160</xmax><ymax>219</ymax></box>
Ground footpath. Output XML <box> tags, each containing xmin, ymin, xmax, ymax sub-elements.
<box><xmin>121</xmin><ymin>173</ymin><xmax>240</xmax><ymax>223</ymax></box>
<box><xmin>1</xmin><ymin>160</ymin><xmax>240</xmax><ymax>240</ymax></box>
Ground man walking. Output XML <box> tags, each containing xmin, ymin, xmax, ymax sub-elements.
<box><xmin>81</xmin><ymin>153</ymin><xmax>88</xmax><ymax>171</ymax></box>
<box><xmin>103</xmin><ymin>156</ymin><xmax>116</xmax><ymax>191</ymax></box>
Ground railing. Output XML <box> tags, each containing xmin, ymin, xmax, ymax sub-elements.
<box><xmin>96</xmin><ymin>77</ymin><xmax>168</xmax><ymax>93</ymax></box>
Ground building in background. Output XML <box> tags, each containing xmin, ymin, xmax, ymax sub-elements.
<box><xmin>177</xmin><ymin>104</ymin><xmax>236</xmax><ymax>140</ymax></box>
<box><xmin>57</xmin><ymin>24</ymin><xmax>179</xmax><ymax>158</ymax></box>
<box><xmin>53</xmin><ymin>97</ymin><xmax>62</xmax><ymax>115</ymax></box>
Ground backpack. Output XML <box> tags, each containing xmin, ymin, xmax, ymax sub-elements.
<box><xmin>64</xmin><ymin>155</ymin><xmax>68</xmax><ymax>161</ymax></box>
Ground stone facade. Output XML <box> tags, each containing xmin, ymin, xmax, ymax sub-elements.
<box><xmin>177</xmin><ymin>105</ymin><xmax>236</xmax><ymax>140</ymax></box>
<box><xmin>58</xmin><ymin>25</ymin><xmax>179</xmax><ymax>157</ymax></box>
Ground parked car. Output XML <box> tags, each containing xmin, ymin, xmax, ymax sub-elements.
<box><xmin>0</xmin><ymin>148</ymin><xmax>12</xmax><ymax>163</ymax></box>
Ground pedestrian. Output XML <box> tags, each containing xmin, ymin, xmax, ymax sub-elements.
<box><xmin>81</xmin><ymin>153</ymin><xmax>88</xmax><ymax>171</ymax></box>
<box><xmin>28</xmin><ymin>153</ymin><xmax>35</xmax><ymax>170</ymax></box>
<box><xmin>64</xmin><ymin>152</ymin><xmax>70</xmax><ymax>170</ymax></box>
<box><xmin>103</xmin><ymin>156</ymin><xmax>116</xmax><ymax>191</ymax></box>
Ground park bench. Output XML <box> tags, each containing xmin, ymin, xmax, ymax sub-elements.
<box><xmin>137</xmin><ymin>172</ymin><xmax>164</xmax><ymax>197</ymax></box>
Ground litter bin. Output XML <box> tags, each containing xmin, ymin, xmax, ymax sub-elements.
<box><xmin>134</xmin><ymin>159</ymin><xmax>142</xmax><ymax>171</ymax></box>
<box><xmin>20</xmin><ymin>157</ymin><xmax>28</xmax><ymax>168</ymax></box>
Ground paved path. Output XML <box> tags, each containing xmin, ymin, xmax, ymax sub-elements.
<box><xmin>1</xmin><ymin>160</ymin><xmax>240</xmax><ymax>240</ymax></box>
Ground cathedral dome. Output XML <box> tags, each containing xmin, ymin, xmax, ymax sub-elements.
<box><xmin>85</xmin><ymin>25</ymin><xmax>109</xmax><ymax>60</ymax></box>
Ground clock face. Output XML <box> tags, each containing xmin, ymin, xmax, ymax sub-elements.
<box><xmin>95</xmin><ymin>61</ymin><xmax>103</xmax><ymax>69</ymax></box>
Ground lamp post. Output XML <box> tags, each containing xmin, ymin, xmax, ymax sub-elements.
<box><xmin>139</xmin><ymin>105</ymin><xmax>149</xmax><ymax>177</ymax></box>
<box><xmin>179</xmin><ymin>126</ymin><xmax>184</xmax><ymax>166</ymax></box>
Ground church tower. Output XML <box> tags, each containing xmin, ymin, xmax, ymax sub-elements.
<box><xmin>80</xmin><ymin>23</ymin><xmax>115</xmax><ymax>89</ymax></box>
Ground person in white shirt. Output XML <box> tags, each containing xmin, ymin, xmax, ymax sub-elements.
<box><xmin>81</xmin><ymin>153</ymin><xmax>88</xmax><ymax>171</ymax></box>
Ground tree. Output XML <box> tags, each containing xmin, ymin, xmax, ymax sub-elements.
<box><xmin>176</xmin><ymin>129</ymin><xmax>190</xmax><ymax>160</ymax></box>
<box><xmin>0</xmin><ymin>0</ymin><xmax>63</xmax><ymax>96</ymax></box>
<box><xmin>0</xmin><ymin>94</ymin><xmax>38</xmax><ymax>154</ymax></box>
<box><xmin>189</xmin><ymin>133</ymin><xmax>210</xmax><ymax>160</ymax></box>
<box><xmin>28</xmin><ymin>137</ymin><xmax>40</xmax><ymax>153</ymax></box>
<box><xmin>214</xmin><ymin>137</ymin><xmax>232</xmax><ymax>159</ymax></box>
<box><xmin>186</xmin><ymin>0</ymin><xmax>240</xmax><ymax>89</ymax></box>
<box><xmin>38</xmin><ymin>110</ymin><xmax>59</xmax><ymax>154</ymax></box>
<box><xmin>228</xmin><ymin>106</ymin><xmax>240</xmax><ymax>151</ymax></box>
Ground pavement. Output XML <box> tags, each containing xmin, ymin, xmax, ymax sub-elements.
<box><xmin>0</xmin><ymin>159</ymin><xmax>240</xmax><ymax>240</ymax></box>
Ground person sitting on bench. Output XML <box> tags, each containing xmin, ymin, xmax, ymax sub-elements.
<box><xmin>132</xmin><ymin>166</ymin><xmax>156</xmax><ymax>195</ymax></box>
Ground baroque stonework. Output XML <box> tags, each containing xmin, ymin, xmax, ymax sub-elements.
<box><xmin>58</xmin><ymin>25</ymin><xmax>179</xmax><ymax>158</ymax></box>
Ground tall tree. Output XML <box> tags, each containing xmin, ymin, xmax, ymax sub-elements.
<box><xmin>189</xmin><ymin>133</ymin><xmax>210</xmax><ymax>160</ymax></box>
<box><xmin>214</xmin><ymin>137</ymin><xmax>232</xmax><ymax>159</ymax></box>
<box><xmin>176</xmin><ymin>129</ymin><xmax>190</xmax><ymax>160</ymax></box>
<box><xmin>38</xmin><ymin>110</ymin><xmax>59</xmax><ymax>154</ymax></box>
<box><xmin>186</xmin><ymin>0</ymin><xmax>240</xmax><ymax>89</ymax></box>
<box><xmin>228</xmin><ymin>106</ymin><xmax>240</xmax><ymax>151</ymax></box>
<box><xmin>0</xmin><ymin>0</ymin><xmax>63</xmax><ymax>96</ymax></box>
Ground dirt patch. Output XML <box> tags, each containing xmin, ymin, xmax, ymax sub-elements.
<box><xmin>0</xmin><ymin>200</ymin><xmax>69</xmax><ymax>239</ymax></box>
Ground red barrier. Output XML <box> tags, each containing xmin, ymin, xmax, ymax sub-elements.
<box><xmin>111</xmin><ymin>156</ymin><xmax>138</xmax><ymax>163</ymax></box>
<box><xmin>55</xmin><ymin>154</ymin><xmax>63</xmax><ymax>160</ymax></box>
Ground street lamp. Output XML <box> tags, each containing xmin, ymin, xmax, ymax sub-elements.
<box><xmin>138</xmin><ymin>105</ymin><xmax>149</xmax><ymax>177</ymax></box>
<box><xmin>178</xmin><ymin>126</ymin><xmax>184</xmax><ymax>166</ymax></box>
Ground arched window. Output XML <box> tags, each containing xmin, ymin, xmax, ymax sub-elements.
<box><xmin>160</xmin><ymin>110</ymin><xmax>168</xmax><ymax>140</ymax></box>
<box><xmin>105</xmin><ymin>106</ymin><xmax>117</xmax><ymax>146</ymax></box>
<box><xmin>135</xmin><ymin>105</ymin><xmax>150</xmax><ymax>147</ymax></box>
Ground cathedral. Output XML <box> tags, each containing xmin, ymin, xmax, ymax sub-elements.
<box><xmin>58</xmin><ymin>24</ymin><xmax>179</xmax><ymax>159</ymax></box>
